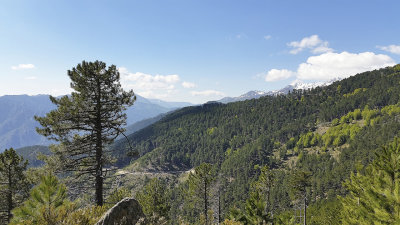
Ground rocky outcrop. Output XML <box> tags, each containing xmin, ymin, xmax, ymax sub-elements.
<box><xmin>95</xmin><ymin>198</ymin><xmax>145</xmax><ymax>225</ymax></box>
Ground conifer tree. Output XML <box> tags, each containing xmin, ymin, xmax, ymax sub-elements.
<box><xmin>290</xmin><ymin>169</ymin><xmax>311</xmax><ymax>225</ymax></box>
<box><xmin>341</xmin><ymin>138</ymin><xmax>400</xmax><ymax>224</ymax></box>
<box><xmin>136</xmin><ymin>178</ymin><xmax>170</xmax><ymax>220</ymax></box>
<box><xmin>254</xmin><ymin>166</ymin><xmax>275</xmax><ymax>216</ymax></box>
<box><xmin>10</xmin><ymin>174</ymin><xmax>72</xmax><ymax>225</ymax></box>
<box><xmin>229</xmin><ymin>166</ymin><xmax>274</xmax><ymax>224</ymax></box>
<box><xmin>186</xmin><ymin>163</ymin><xmax>215</xmax><ymax>225</ymax></box>
<box><xmin>35</xmin><ymin>60</ymin><xmax>135</xmax><ymax>206</ymax></box>
<box><xmin>0</xmin><ymin>148</ymin><xmax>29</xmax><ymax>224</ymax></box>
<box><xmin>229</xmin><ymin>190</ymin><xmax>271</xmax><ymax>224</ymax></box>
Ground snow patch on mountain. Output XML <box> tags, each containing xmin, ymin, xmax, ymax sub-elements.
<box><xmin>219</xmin><ymin>78</ymin><xmax>339</xmax><ymax>103</ymax></box>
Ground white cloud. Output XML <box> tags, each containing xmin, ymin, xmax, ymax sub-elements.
<box><xmin>25</xmin><ymin>76</ymin><xmax>37</xmax><ymax>80</ymax></box>
<box><xmin>264</xmin><ymin>35</ymin><xmax>272</xmax><ymax>40</ymax></box>
<box><xmin>377</xmin><ymin>45</ymin><xmax>400</xmax><ymax>55</ymax></box>
<box><xmin>11</xmin><ymin>64</ymin><xmax>35</xmax><ymax>70</ymax></box>
<box><xmin>182</xmin><ymin>81</ymin><xmax>196</xmax><ymax>88</ymax></box>
<box><xmin>288</xmin><ymin>35</ymin><xmax>333</xmax><ymax>54</ymax></box>
<box><xmin>265</xmin><ymin>69</ymin><xmax>295</xmax><ymax>82</ymax></box>
<box><xmin>297</xmin><ymin>51</ymin><xmax>395</xmax><ymax>80</ymax></box>
<box><xmin>191</xmin><ymin>90</ymin><xmax>225</xmax><ymax>97</ymax></box>
<box><xmin>119</xmin><ymin>67</ymin><xmax>179</xmax><ymax>90</ymax></box>
<box><xmin>118</xmin><ymin>67</ymin><xmax>181</xmax><ymax>99</ymax></box>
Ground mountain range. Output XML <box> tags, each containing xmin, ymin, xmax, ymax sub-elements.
<box><xmin>0</xmin><ymin>94</ymin><xmax>191</xmax><ymax>151</ymax></box>
<box><xmin>0</xmin><ymin>78</ymin><xmax>339</xmax><ymax>151</ymax></box>
<box><xmin>218</xmin><ymin>79</ymin><xmax>338</xmax><ymax>103</ymax></box>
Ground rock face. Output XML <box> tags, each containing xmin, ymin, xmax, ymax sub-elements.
<box><xmin>95</xmin><ymin>198</ymin><xmax>145</xmax><ymax>225</ymax></box>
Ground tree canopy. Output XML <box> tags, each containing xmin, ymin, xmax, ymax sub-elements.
<box><xmin>35</xmin><ymin>60</ymin><xmax>135</xmax><ymax>206</ymax></box>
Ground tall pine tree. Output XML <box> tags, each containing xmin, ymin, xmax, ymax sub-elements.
<box><xmin>229</xmin><ymin>166</ymin><xmax>274</xmax><ymax>224</ymax></box>
<box><xmin>290</xmin><ymin>169</ymin><xmax>311</xmax><ymax>225</ymax></box>
<box><xmin>186</xmin><ymin>163</ymin><xmax>215</xmax><ymax>225</ymax></box>
<box><xmin>35</xmin><ymin>60</ymin><xmax>135</xmax><ymax>206</ymax></box>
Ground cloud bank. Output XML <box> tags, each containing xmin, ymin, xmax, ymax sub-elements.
<box><xmin>119</xmin><ymin>67</ymin><xmax>180</xmax><ymax>99</ymax></box>
<box><xmin>265</xmin><ymin>69</ymin><xmax>295</xmax><ymax>82</ymax></box>
<box><xmin>182</xmin><ymin>81</ymin><xmax>196</xmax><ymax>88</ymax></box>
<box><xmin>265</xmin><ymin>51</ymin><xmax>395</xmax><ymax>82</ymax></box>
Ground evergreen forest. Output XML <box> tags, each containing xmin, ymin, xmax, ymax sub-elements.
<box><xmin>2</xmin><ymin>63</ymin><xmax>400</xmax><ymax>224</ymax></box>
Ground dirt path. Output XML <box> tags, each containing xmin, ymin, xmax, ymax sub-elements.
<box><xmin>115</xmin><ymin>169</ymin><xmax>189</xmax><ymax>176</ymax></box>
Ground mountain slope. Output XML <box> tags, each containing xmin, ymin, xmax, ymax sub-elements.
<box><xmin>117</xmin><ymin>66</ymin><xmax>400</xmax><ymax>170</ymax></box>
<box><xmin>14</xmin><ymin>145</ymin><xmax>50</xmax><ymax>168</ymax></box>
<box><xmin>0</xmin><ymin>95</ymin><xmax>56</xmax><ymax>151</ymax></box>
<box><xmin>0</xmin><ymin>94</ymin><xmax>191</xmax><ymax>151</ymax></box>
<box><xmin>113</xmin><ymin>65</ymin><xmax>400</xmax><ymax>218</ymax></box>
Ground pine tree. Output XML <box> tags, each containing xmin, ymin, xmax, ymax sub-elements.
<box><xmin>290</xmin><ymin>169</ymin><xmax>311</xmax><ymax>225</ymax></box>
<box><xmin>0</xmin><ymin>148</ymin><xmax>29</xmax><ymax>224</ymax></box>
<box><xmin>229</xmin><ymin>166</ymin><xmax>274</xmax><ymax>224</ymax></box>
<box><xmin>341</xmin><ymin>137</ymin><xmax>400</xmax><ymax>224</ymax></box>
<box><xmin>136</xmin><ymin>178</ymin><xmax>171</xmax><ymax>221</ymax></box>
<box><xmin>186</xmin><ymin>163</ymin><xmax>215</xmax><ymax>225</ymax></box>
<box><xmin>35</xmin><ymin>60</ymin><xmax>135</xmax><ymax>206</ymax></box>
<box><xmin>10</xmin><ymin>174</ymin><xmax>73</xmax><ymax>225</ymax></box>
<box><xmin>229</xmin><ymin>190</ymin><xmax>271</xmax><ymax>224</ymax></box>
<box><xmin>254</xmin><ymin>166</ymin><xmax>275</xmax><ymax>217</ymax></box>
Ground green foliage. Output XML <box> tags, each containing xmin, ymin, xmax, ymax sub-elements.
<box><xmin>229</xmin><ymin>166</ymin><xmax>274</xmax><ymax>224</ymax></box>
<box><xmin>341</xmin><ymin>138</ymin><xmax>400</xmax><ymax>224</ymax></box>
<box><xmin>230</xmin><ymin>191</ymin><xmax>271</xmax><ymax>225</ymax></box>
<box><xmin>35</xmin><ymin>60</ymin><xmax>135</xmax><ymax>206</ymax></box>
<box><xmin>0</xmin><ymin>148</ymin><xmax>29</xmax><ymax>224</ymax></box>
<box><xmin>289</xmin><ymin>169</ymin><xmax>312</xmax><ymax>200</ymax></box>
<box><xmin>105</xmin><ymin>187</ymin><xmax>131</xmax><ymax>207</ymax></box>
<box><xmin>381</xmin><ymin>103</ymin><xmax>400</xmax><ymax>117</ymax></box>
<box><xmin>136</xmin><ymin>178</ymin><xmax>170</xmax><ymax>220</ymax></box>
<box><xmin>206</xmin><ymin>127</ymin><xmax>217</xmax><ymax>135</ymax></box>
<box><xmin>307</xmin><ymin>199</ymin><xmax>342</xmax><ymax>225</ymax></box>
<box><xmin>343</xmin><ymin>88</ymin><xmax>367</xmax><ymax>98</ymax></box>
<box><xmin>322</xmin><ymin>122</ymin><xmax>361</xmax><ymax>147</ymax></box>
<box><xmin>10</xmin><ymin>174</ymin><xmax>71</xmax><ymax>225</ymax></box>
<box><xmin>394</xmin><ymin>64</ymin><xmax>400</xmax><ymax>72</ymax></box>
<box><xmin>111</xmin><ymin>65</ymin><xmax>400</xmax><ymax>221</ymax></box>
<box><xmin>62</xmin><ymin>205</ymin><xmax>107</xmax><ymax>225</ymax></box>
<box><xmin>296</xmin><ymin>132</ymin><xmax>321</xmax><ymax>148</ymax></box>
<box><xmin>222</xmin><ymin>219</ymin><xmax>243</xmax><ymax>225</ymax></box>
<box><xmin>184</xmin><ymin>163</ymin><xmax>215</xmax><ymax>224</ymax></box>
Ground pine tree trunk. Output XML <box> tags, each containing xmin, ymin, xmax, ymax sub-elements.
<box><xmin>95</xmin><ymin>79</ymin><xmax>103</xmax><ymax>206</ymax></box>
<box><xmin>204</xmin><ymin>180</ymin><xmax>208</xmax><ymax>225</ymax></box>
<box><xmin>7</xmin><ymin>166</ymin><xmax>12</xmax><ymax>223</ymax></box>
<box><xmin>303</xmin><ymin>196</ymin><xmax>306</xmax><ymax>225</ymax></box>
<box><xmin>218</xmin><ymin>191</ymin><xmax>221</xmax><ymax>224</ymax></box>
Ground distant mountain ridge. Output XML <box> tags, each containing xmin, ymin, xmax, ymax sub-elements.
<box><xmin>0</xmin><ymin>94</ymin><xmax>191</xmax><ymax>151</ymax></box>
<box><xmin>219</xmin><ymin>79</ymin><xmax>339</xmax><ymax>103</ymax></box>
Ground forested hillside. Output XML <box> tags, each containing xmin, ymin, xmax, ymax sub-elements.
<box><xmin>4</xmin><ymin>65</ymin><xmax>400</xmax><ymax>225</ymax></box>
<box><xmin>113</xmin><ymin>65</ymin><xmax>400</xmax><ymax>223</ymax></box>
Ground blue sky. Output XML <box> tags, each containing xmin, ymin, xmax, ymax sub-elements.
<box><xmin>1</xmin><ymin>0</ymin><xmax>399</xmax><ymax>103</ymax></box>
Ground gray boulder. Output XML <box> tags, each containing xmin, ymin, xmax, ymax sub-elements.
<box><xmin>95</xmin><ymin>198</ymin><xmax>145</xmax><ymax>225</ymax></box>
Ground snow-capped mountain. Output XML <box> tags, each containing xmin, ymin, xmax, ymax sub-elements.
<box><xmin>218</xmin><ymin>79</ymin><xmax>339</xmax><ymax>104</ymax></box>
<box><xmin>219</xmin><ymin>91</ymin><xmax>270</xmax><ymax>103</ymax></box>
